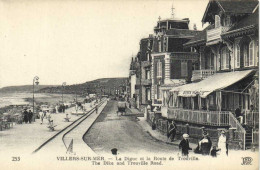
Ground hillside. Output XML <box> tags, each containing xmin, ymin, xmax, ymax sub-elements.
<box><xmin>37</xmin><ymin>77</ymin><xmax>128</xmax><ymax>96</ymax></box>
<box><xmin>0</xmin><ymin>85</ymin><xmax>56</xmax><ymax>93</ymax></box>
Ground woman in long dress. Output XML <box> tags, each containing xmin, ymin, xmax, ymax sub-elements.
<box><xmin>218</xmin><ymin>130</ymin><xmax>227</xmax><ymax>157</ymax></box>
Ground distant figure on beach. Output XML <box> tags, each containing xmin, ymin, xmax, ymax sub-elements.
<box><xmin>55</xmin><ymin>105</ymin><xmax>59</xmax><ymax>113</ymax></box>
<box><xmin>23</xmin><ymin>108</ymin><xmax>29</xmax><ymax>123</ymax></box>
<box><xmin>28</xmin><ymin>110</ymin><xmax>33</xmax><ymax>123</ymax></box>
<box><xmin>39</xmin><ymin>110</ymin><xmax>44</xmax><ymax>124</ymax></box>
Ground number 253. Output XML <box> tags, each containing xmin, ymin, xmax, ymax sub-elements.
<box><xmin>12</xmin><ymin>157</ymin><xmax>20</xmax><ymax>161</ymax></box>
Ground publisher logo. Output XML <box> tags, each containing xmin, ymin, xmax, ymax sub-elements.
<box><xmin>241</xmin><ymin>157</ymin><xmax>253</xmax><ymax>165</ymax></box>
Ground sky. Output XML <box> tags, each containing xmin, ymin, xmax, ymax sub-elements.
<box><xmin>0</xmin><ymin>0</ymin><xmax>209</xmax><ymax>88</ymax></box>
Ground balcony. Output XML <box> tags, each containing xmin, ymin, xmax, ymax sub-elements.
<box><xmin>245</xmin><ymin>110</ymin><xmax>259</xmax><ymax>127</ymax></box>
<box><xmin>170</xmin><ymin>52</ymin><xmax>199</xmax><ymax>61</ymax></box>
<box><xmin>141</xmin><ymin>79</ymin><xmax>152</xmax><ymax>86</ymax></box>
<box><xmin>191</xmin><ymin>69</ymin><xmax>216</xmax><ymax>82</ymax></box>
<box><xmin>153</xmin><ymin>99</ymin><xmax>162</xmax><ymax>105</ymax></box>
<box><xmin>206</xmin><ymin>26</ymin><xmax>230</xmax><ymax>45</ymax></box>
<box><xmin>167</xmin><ymin>107</ymin><xmax>230</xmax><ymax>126</ymax></box>
<box><xmin>142</xmin><ymin>61</ymin><xmax>151</xmax><ymax>68</ymax></box>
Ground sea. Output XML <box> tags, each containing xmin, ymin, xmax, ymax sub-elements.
<box><xmin>0</xmin><ymin>92</ymin><xmax>49</xmax><ymax>108</ymax></box>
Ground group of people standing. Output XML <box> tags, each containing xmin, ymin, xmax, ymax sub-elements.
<box><xmin>178</xmin><ymin>130</ymin><xmax>228</xmax><ymax>158</ymax></box>
<box><xmin>167</xmin><ymin>121</ymin><xmax>228</xmax><ymax>158</ymax></box>
<box><xmin>23</xmin><ymin>109</ymin><xmax>33</xmax><ymax>123</ymax></box>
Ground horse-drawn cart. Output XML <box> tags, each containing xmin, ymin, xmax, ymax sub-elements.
<box><xmin>117</xmin><ymin>101</ymin><xmax>127</xmax><ymax>115</ymax></box>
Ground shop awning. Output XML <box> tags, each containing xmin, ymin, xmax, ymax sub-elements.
<box><xmin>170</xmin><ymin>70</ymin><xmax>255</xmax><ymax>98</ymax></box>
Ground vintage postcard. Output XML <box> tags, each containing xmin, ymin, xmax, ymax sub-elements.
<box><xmin>0</xmin><ymin>0</ymin><xmax>259</xmax><ymax>169</ymax></box>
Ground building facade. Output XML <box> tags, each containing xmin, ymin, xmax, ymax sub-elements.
<box><xmin>164</xmin><ymin>0</ymin><xmax>259</xmax><ymax>149</ymax></box>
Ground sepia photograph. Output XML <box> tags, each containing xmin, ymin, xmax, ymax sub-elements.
<box><xmin>0</xmin><ymin>0</ymin><xmax>259</xmax><ymax>169</ymax></box>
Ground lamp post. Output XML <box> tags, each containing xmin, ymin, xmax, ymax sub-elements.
<box><xmin>33</xmin><ymin>76</ymin><xmax>39</xmax><ymax>118</ymax></box>
<box><xmin>62</xmin><ymin>82</ymin><xmax>66</xmax><ymax>103</ymax></box>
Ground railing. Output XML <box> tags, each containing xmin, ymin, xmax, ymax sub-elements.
<box><xmin>167</xmin><ymin>108</ymin><xmax>230</xmax><ymax>126</ymax></box>
<box><xmin>191</xmin><ymin>69</ymin><xmax>216</xmax><ymax>82</ymax></box>
<box><xmin>245</xmin><ymin>110</ymin><xmax>259</xmax><ymax>128</ymax></box>
<box><xmin>229</xmin><ymin>112</ymin><xmax>246</xmax><ymax>150</ymax></box>
<box><xmin>168</xmin><ymin>107</ymin><xmax>247</xmax><ymax>149</ymax></box>
<box><xmin>170</xmin><ymin>52</ymin><xmax>199</xmax><ymax>61</ymax></box>
<box><xmin>207</xmin><ymin>26</ymin><xmax>230</xmax><ymax>43</ymax></box>
<box><xmin>153</xmin><ymin>99</ymin><xmax>162</xmax><ymax>105</ymax></box>
<box><xmin>141</xmin><ymin>79</ymin><xmax>152</xmax><ymax>86</ymax></box>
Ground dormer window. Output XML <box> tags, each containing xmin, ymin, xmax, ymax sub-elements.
<box><xmin>215</xmin><ymin>15</ymin><xmax>221</xmax><ymax>28</ymax></box>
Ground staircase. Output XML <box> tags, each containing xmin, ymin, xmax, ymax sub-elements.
<box><xmin>244</xmin><ymin>126</ymin><xmax>253</xmax><ymax>149</ymax></box>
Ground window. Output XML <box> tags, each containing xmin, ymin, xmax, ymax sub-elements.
<box><xmin>181</xmin><ymin>62</ymin><xmax>188</xmax><ymax>77</ymax></box>
<box><xmin>157</xmin><ymin>61</ymin><xmax>162</xmax><ymax>77</ymax></box>
<box><xmin>224</xmin><ymin>16</ymin><xmax>230</xmax><ymax>26</ymax></box>
<box><xmin>215</xmin><ymin>15</ymin><xmax>221</xmax><ymax>28</ymax></box>
<box><xmin>158</xmin><ymin>41</ymin><xmax>161</xmax><ymax>52</ymax></box>
<box><xmin>249</xmin><ymin>40</ymin><xmax>254</xmax><ymax>66</ymax></box>
<box><xmin>244</xmin><ymin>45</ymin><xmax>249</xmax><ymax>67</ymax></box>
<box><xmin>236</xmin><ymin>44</ymin><xmax>240</xmax><ymax>68</ymax></box>
<box><xmin>221</xmin><ymin>47</ymin><xmax>229</xmax><ymax>69</ymax></box>
<box><xmin>145</xmin><ymin>70</ymin><xmax>151</xmax><ymax>80</ymax></box>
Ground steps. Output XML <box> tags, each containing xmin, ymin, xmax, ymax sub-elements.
<box><xmin>245</xmin><ymin>126</ymin><xmax>253</xmax><ymax>149</ymax></box>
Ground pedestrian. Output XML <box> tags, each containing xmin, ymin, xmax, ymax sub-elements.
<box><xmin>210</xmin><ymin>146</ymin><xmax>221</xmax><ymax>157</ymax></box>
<box><xmin>28</xmin><ymin>110</ymin><xmax>33</xmax><ymax>123</ymax></box>
<box><xmin>168</xmin><ymin>121</ymin><xmax>177</xmax><ymax>142</ymax></box>
<box><xmin>23</xmin><ymin>108</ymin><xmax>29</xmax><ymax>123</ymax></box>
<box><xmin>218</xmin><ymin>130</ymin><xmax>228</xmax><ymax>157</ymax></box>
<box><xmin>198</xmin><ymin>131</ymin><xmax>212</xmax><ymax>155</ymax></box>
<box><xmin>179</xmin><ymin>134</ymin><xmax>192</xmax><ymax>156</ymax></box>
<box><xmin>95</xmin><ymin>104</ymin><xmax>98</xmax><ymax>114</ymax></box>
<box><xmin>39</xmin><ymin>110</ymin><xmax>44</xmax><ymax>124</ymax></box>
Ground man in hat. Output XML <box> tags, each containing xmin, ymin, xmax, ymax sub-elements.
<box><xmin>199</xmin><ymin>131</ymin><xmax>212</xmax><ymax>155</ymax></box>
<box><xmin>179</xmin><ymin>134</ymin><xmax>192</xmax><ymax>156</ymax></box>
<box><xmin>23</xmin><ymin>108</ymin><xmax>29</xmax><ymax>123</ymax></box>
<box><xmin>168</xmin><ymin>121</ymin><xmax>177</xmax><ymax>142</ymax></box>
<box><xmin>28</xmin><ymin>110</ymin><xmax>33</xmax><ymax>123</ymax></box>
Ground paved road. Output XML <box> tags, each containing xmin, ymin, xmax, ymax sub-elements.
<box><xmin>84</xmin><ymin>100</ymin><xmax>178</xmax><ymax>156</ymax></box>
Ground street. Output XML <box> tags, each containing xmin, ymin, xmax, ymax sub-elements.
<box><xmin>84</xmin><ymin>100</ymin><xmax>178</xmax><ymax>155</ymax></box>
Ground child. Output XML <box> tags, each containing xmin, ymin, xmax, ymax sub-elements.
<box><xmin>179</xmin><ymin>134</ymin><xmax>192</xmax><ymax>156</ymax></box>
<box><xmin>210</xmin><ymin>146</ymin><xmax>221</xmax><ymax>157</ymax></box>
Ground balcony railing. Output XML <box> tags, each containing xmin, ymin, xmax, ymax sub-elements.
<box><xmin>141</xmin><ymin>79</ymin><xmax>152</xmax><ymax>86</ymax></box>
<box><xmin>168</xmin><ymin>107</ymin><xmax>247</xmax><ymax>149</ymax></box>
<box><xmin>167</xmin><ymin>107</ymin><xmax>230</xmax><ymax>126</ymax></box>
<box><xmin>245</xmin><ymin>110</ymin><xmax>259</xmax><ymax>128</ymax></box>
<box><xmin>191</xmin><ymin>69</ymin><xmax>216</xmax><ymax>82</ymax></box>
<box><xmin>153</xmin><ymin>99</ymin><xmax>162</xmax><ymax>105</ymax></box>
<box><xmin>207</xmin><ymin>26</ymin><xmax>230</xmax><ymax>44</ymax></box>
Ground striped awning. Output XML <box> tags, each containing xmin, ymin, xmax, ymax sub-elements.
<box><xmin>170</xmin><ymin>70</ymin><xmax>255</xmax><ymax>98</ymax></box>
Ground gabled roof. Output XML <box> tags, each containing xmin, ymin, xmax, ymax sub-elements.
<box><xmin>202</xmin><ymin>0</ymin><xmax>258</xmax><ymax>23</ymax></box>
<box><xmin>222</xmin><ymin>7</ymin><xmax>259</xmax><ymax>38</ymax></box>
<box><xmin>183</xmin><ymin>25</ymin><xmax>214</xmax><ymax>47</ymax></box>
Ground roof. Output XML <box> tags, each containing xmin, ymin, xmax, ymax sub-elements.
<box><xmin>202</xmin><ymin>0</ymin><xmax>258</xmax><ymax>23</ymax></box>
<box><xmin>170</xmin><ymin>70</ymin><xmax>254</xmax><ymax>98</ymax></box>
<box><xmin>184</xmin><ymin>25</ymin><xmax>214</xmax><ymax>47</ymax></box>
<box><xmin>222</xmin><ymin>7</ymin><xmax>259</xmax><ymax>37</ymax></box>
<box><xmin>218</xmin><ymin>0</ymin><xmax>258</xmax><ymax>14</ymax></box>
<box><xmin>158</xmin><ymin>18</ymin><xmax>190</xmax><ymax>23</ymax></box>
<box><xmin>166</xmin><ymin>29</ymin><xmax>201</xmax><ymax>37</ymax></box>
